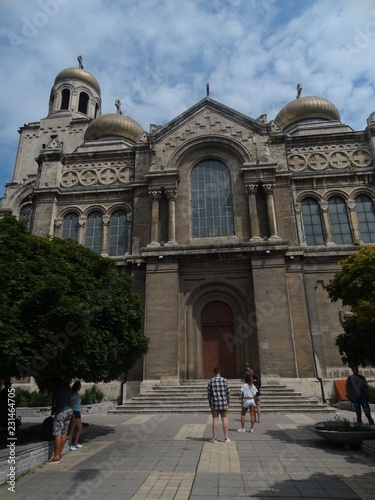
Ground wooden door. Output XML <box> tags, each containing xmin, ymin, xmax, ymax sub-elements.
<box><xmin>201</xmin><ymin>301</ymin><xmax>236</xmax><ymax>379</ymax></box>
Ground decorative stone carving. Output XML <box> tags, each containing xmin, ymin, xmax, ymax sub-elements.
<box><xmin>350</xmin><ymin>149</ymin><xmax>372</xmax><ymax>167</ymax></box>
<box><xmin>329</xmin><ymin>151</ymin><xmax>350</xmax><ymax>168</ymax></box>
<box><xmin>60</xmin><ymin>161</ymin><xmax>133</xmax><ymax>187</ymax></box>
<box><xmin>367</xmin><ymin>111</ymin><xmax>375</xmax><ymax>127</ymax></box>
<box><xmin>287</xmin><ymin>144</ymin><xmax>372</xmax><ymax>171</ymax></box>
<box><xmin>61</xmin><ymin>171</ymin><xmax>79</xmax><ymax>187</ymax></box>
<box><xmin>308</xmin><ymin>153</ymin><xmax>328</xmax><ymax>170</ymax></box>
<box><xmin>165</xmin><ymin>190</ymin><xmax>178</xmax><ymax>201</ymax></box>
<box><xmin>245</xmin><ymin>184</ymin><xmax>258</xmax><ymax>196</ymax></box>
<box><xmin>45</xmin><ymin>135</ymin><xmax>63</xmax><ymax>151</ymax></box>
<box><xmin>80</xmin><ymin>169</ymin><xmax>98</xmax><ymax>186</ymax></box>
<box><xmin>288</xmin><ymin>154</ymin><xmax>306</xmax><ymax>171</ymax></box>
<box><xmin>99</xmin><ymin>168</ymin><xmax>117</xmax><ymax>185</ymax></box>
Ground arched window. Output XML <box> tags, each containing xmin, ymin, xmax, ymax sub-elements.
<box><xmin>109</xmin><ymin>210</ymin><xmax>127</xmax><ymax>256</ymax></box>
<box><xmin>328</xmin><ymin>196</ymin><xmax>352</xmax><ymax>244</ymax></box>
<box><xmin>85</xmin><ymin>211</ymin><xmax>103</xmax><ymax>253</ymax></box>
<box><xmin>61</xmin><ymin>89</ymin><xmax>70</xmax><ymax>110</ymax></box>
<box><xmin>301</xmin><ymin>197</ymin><xmax>325</xmax><ymax>245</ymax></box>
<box><xmin>62</xmin><ymin>213</ymin><xmax>78</xmax><ymax>241</ymax></box>
<box><xmin>191</xmin><ymin>159</ymin><xmax>234</xmax><ymax>237</ymax></box>
<box><xmin>95</xmin><ymin>103</ymin><xmax>99</xmax><ymax>118</ymax></box>
<box><xmin>78</xmin><ymin>92</ymin><xmax>89</xmax><ymax>114</ymax></box>
<box><xmin>356</xmin><ymin>194</ymin><xmax>375</xmax><ymax>243</ymax></box>
<box><xmin>19</xmin><ymin>205</ymin><xmax>32</xmax><ymax>227</ymax></box>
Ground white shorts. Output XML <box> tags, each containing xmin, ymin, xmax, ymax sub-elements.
<box><xmin>243</xmin><ymin>399</ymin><xmax>255</xmax><ymax>409</ymax></box>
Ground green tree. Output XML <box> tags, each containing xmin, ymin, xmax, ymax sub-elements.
<box><xmin>0</xmin><ymin>215</ymin><xmax>148</xmax><ymax>385</ymax></box>
<box><xmin>326</xmin><ymin>246</ymin><xmax>375</xmax><ymax>367</ymax></box>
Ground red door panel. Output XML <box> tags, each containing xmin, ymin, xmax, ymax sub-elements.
<box><xmin>202</xmin><ymin>301</ymin><xmax>236</xmax><ymax>379</ymax></box>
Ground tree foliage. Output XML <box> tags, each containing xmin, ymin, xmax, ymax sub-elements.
<box><xmin>0</xmin><ymin>215</ymin><xmax>148</xmax><ymax>385</ymax></box>
<box><xmin>326</xmin><ymin>247</ymin><xmax>375</xmax><ymax>367</ymax></box>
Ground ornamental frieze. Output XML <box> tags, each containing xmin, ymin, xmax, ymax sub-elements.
<box><xmin>287</xmin><ymin>143</ymin><xmax>372</xmax><ymax>171</ymax></box>
<box><xmin>61</xmin><ymin>161</ymin><xmax>134</xmax><ymax>187</ymax></box>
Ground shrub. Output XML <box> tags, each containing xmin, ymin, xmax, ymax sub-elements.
<box><xmin>15</xmin><ymin>387</ymin><xmax>31</xmax><ymax>407</ymax></box>
<box><xmin>15</xmin><ymin>388</ymin><xmax>50</xmax><ymax>407</ymax></box>
<box><xmin>81</xmin><ymin>384</ymin><xmax>105</xmax><ymax>405</ymax></box>
<box><xmin>29</xmin><ymin>390</ymin><xmax>49</xmax><ymax>407</ymax></box>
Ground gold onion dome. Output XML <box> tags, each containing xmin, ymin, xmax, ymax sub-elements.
<box><xmin>54</xmin><ymin>67</ymin><xmax>101</xmax><ymax>94</ymax></box>
<box><xmin>84</xmin><ymin>110</ymin><xmax>144</xmax><ymax>143</ymax></box>
<box><xmin>274</xmin><ymin>95</ymin><xmax>340</xmax><ymax>130</ymax></box>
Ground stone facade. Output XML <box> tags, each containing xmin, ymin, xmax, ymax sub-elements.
<box><xmin>2</xmin><ymin>62</ymin><xmax>375</xmax><ymax>399</ymax></box>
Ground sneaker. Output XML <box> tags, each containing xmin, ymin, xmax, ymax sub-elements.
<box><xmin>237</xmin><ymin>428</ymin><xmax>245</xmax><ymax>432</ymax></box>
<box><xmin>47</xmin><ymin>457</ymin><xmax>60</xmax><ymax>463</ymax></box>
<box><xmin>225</xmin><ymin>438</ymin><xmax>231</xmax><ymax>443</ymax></box>
<box><xmin>249</xmin><ymin>429</ymin><xmax>254</xmax><ymax>433</ymax></box>
<box><xmin>210</xmin><ymin>438</ymin><xmax>218</xmax><ymax>443</ymax></box>
<box><xmin>70</xmin><ymin>446</ymin><xmax>78</xmax><ymax>451</ymax></box>
<box><xmin>75</xmin><ymin>444</ymin><xmax>83</xmax><ymax>448</ymax></box>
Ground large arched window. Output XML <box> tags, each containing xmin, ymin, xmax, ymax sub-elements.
<box><xmin>301</xmin><ymin>197</ymin><xmax>325</xmax><ymax>245</ymax></box>
<box><xmin>78</xmin><ymin>92</ymin><xmax>89</xmax><ymax>114</ymax></box>
<box><xmin>356</xmin><ymin>194</ymin><xmax>375</xmax><ymax>243</ymax></box>
<box><xmin>109</xmin><ymin>210</ymin><xmax>127</xmax><ymax>256</ymax></box>
<box><xmin>62</xmin><ymin>213</ymin><xmax>79</xmax><ymax>241</ymax></box>
<box><xmin>85</xmin><ymin>211</ymin><xmax>103</xmax><ymax>253</ymax></box>
<box><xmin>61</xmin><ymin>89</ymin><xmax>70</xmax><ymax>110</ymax></box>
<box><xmin>328</xmin><ymin>196</ymin><xmax>352</xmax><ymax>244</ymax></box>
<box><xmin>191</xmin><ymin>159</ymin><xmax>234</xmax><ymax>237</ymax></box>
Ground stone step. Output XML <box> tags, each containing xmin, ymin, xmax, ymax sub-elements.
<box><xmin>109</xmin><ymin>380</ymin><xmax>334</xmax><ymax>414</ymax></box>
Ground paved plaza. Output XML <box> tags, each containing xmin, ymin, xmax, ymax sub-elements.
<box><xmin>1</xmin><ymin>408</ymin><xmax>375</xmax><ymax>499</ymax></box>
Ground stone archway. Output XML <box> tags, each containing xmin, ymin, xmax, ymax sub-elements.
<box><xmin>201</xmin><ymin>300</ymin><xmax>237</xmax><ymax>379</ymax></box>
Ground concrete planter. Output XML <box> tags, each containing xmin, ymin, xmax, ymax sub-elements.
<box><xmin>313</xmin><ymin>421</ymin><xmax>375</xmax><ymax>448</ymax></box>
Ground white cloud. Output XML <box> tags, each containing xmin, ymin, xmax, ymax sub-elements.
<box><xmin>1</xmin><ymin>0</ymin><xmax>375</xmax><ymax>195</ymax></box>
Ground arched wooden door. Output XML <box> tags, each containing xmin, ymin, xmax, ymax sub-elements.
<box><xmin>201</xmin><ymin>301</ymin><xmax>237</xmax><ymax>379</ymax></box>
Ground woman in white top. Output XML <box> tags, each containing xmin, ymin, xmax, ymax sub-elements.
<box><xmin>237</xmin><ymin>373</ymin><xmax>258</xmax><ymax>433</ymax></box>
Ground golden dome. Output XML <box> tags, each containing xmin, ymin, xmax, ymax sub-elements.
<box><xmin>84</xmin><ymin>113</ymin><xmax>144</xmax><ymax>142</ymax></box>
<box><xmin>54</xmin><ymin>67</ymin><xmax>101</xmax><ymax>94</ymax></box>
<box><xmin>274</xmin><ymin>96</ymin><xmax>340</xmax><ymax>130</ymax></box>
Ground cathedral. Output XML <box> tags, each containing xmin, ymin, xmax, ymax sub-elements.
<box><xmin>1</xmin><ymin>58</ymin><xmax>375</xmax><ymax>401</ymax></box>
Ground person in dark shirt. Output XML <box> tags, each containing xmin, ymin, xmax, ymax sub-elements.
<box><xmin>346</xmin><ymin>365</ymin><xmax>374</xmax><ymax>425</ymax></box>
<box><xmin>46</xmin><ymin>378</ymin><xmax>73</xmax><ymax>463</ymax></box>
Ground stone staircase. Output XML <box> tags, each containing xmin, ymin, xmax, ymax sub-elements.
<box><xmin>109</xmin><ymin>379</ymin><xmax>334</xmax><ymax>414</ymax></box>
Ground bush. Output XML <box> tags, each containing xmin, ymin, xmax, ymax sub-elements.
<box><xmin>15</xmin><ymin>387</ymin><xmax>31</xmax><ymax>407</ymax></box>
<box><xmin>29</xmin><ymin>390</ymin><xmax>49</xmax><ymax>407</ymax></box>
<box><xmin>81</xmin><ymin>384</ymin><xmax>105</xmax><ymax>405</ymax></box>
<box><xmin>14</xmin><ymin>388</ymin><xmax>50</xmax><ymax>407</ymax></box>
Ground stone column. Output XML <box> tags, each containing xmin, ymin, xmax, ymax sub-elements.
<box><xmin>347</xmin><ymin>200</ymin><xmax>361</xmax><ymax>242</ymax></box>
<box><xmin>149</xmin><ymin>190</ymin><xmax>162</xmax><ymax>246</ymax></box>
<box><xmin>78</xmin><ymin>217</ymin><xmax>86</xmax><ymax>245</ymax></box>
<box><xmin>165</xmin><ymin>189</ymin><xmax>178</xmax><ymax>245</ymax></box>
<box><xmin>320</xmin><ymin>201</ymin><xmax>334</xmax><ymax>246</ymax></box>
<box><xmin>126</xmin><ymin>213</ymin><xmax>132</xmax><ymax>254</ymax></box>
<box><xmin>245</xmin><ymin>184</ymin><xmax>262</xmax><ymax>241</ymax></box>
<box><xmin>294</xmin><ymin>203</ymin><xmax>307</xmax><ymax>246</ymax></box>
<box><xmin>101</xmin><ymin>215</ymin><xmax>110</xmax><ymax>256</ymax></box>
<box><xmin>54</xmin><ymin>218</ymin><xmax>62</xmax><ymax>238</ymax></box>
<box><xmin>262</xmin><ymin>183</ymin><xmax>280</xmax><ymax>239</ymax></box>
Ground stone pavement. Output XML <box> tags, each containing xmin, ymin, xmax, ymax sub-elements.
<box><xmin>1</xmin><ymin>408</ymin><xmax>375</xmax><ymax>499</ymax></box>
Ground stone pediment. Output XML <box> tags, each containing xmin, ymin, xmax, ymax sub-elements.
<box><xmin>152</xmin><ymin>98</ymin><xmax>268</xmax><ymax>145</ymax></box>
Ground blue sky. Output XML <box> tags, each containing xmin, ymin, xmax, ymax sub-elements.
<box><xmin>1</xmin><ymin>0</ymin><xmax>375</xmax><ymax>197</ymax></box>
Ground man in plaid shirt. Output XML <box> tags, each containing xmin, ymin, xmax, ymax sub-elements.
<box><xmin>207</xmin><ymin>366</ymin><xmax>230</xmax><ymax>443</ymax></box>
